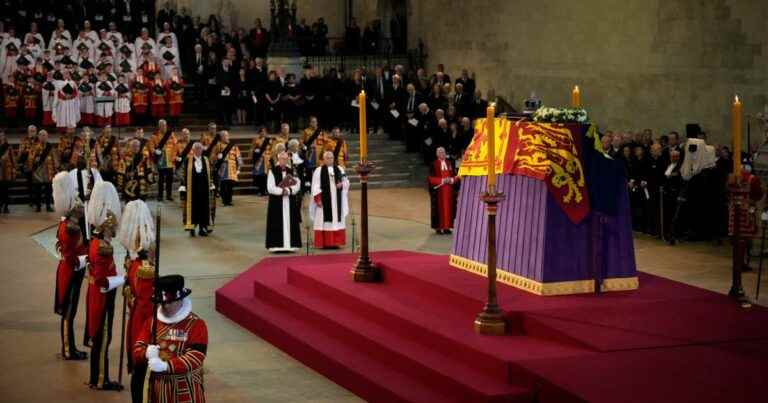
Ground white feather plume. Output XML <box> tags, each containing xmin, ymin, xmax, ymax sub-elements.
<box><xmin>52</xmin><ymin>171</ymin><xmax>77</xmax><ymax>216</ymax></box>
<box><xmin>118</xmin><ymin>200</ymin><xmax>155</xmax><ymax>254</ymax></box>
<box><xmin>88</xmin><ymin>181</ymin><xmax>122</xmax><ymax>228</ymax></box>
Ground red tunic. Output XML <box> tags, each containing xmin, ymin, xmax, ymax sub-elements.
<box><xmin>428</xmin><ymin>159</ymin><xmax>458</xmax><ymax>230</ymax></box>
<box><xmin>133</xmin><ymin>312</ymin><xmax>208</xmax><ymax>403</ymax></box>
<box><xmin>125</xmin><ymin>257</ymin><xmax>155</xmax><ymax>372</ymax></box>
<box><xmin>4</xmin><ymin>92</ymin><xmax>18</xmax><ymax>119</ymax></box>
<box><xmin>55</xmin><ymin>219</ymin><xmax>87</xmax><ymax>314</ymax></box>
<box><xmin>166</xmin><ymin>79</ymin><xmax>184</xmax><ymax>117</ymax></box>
<box><xmin>85</xmin><ymin>238</ymin><xmax>117</xmax><ymax>343</ymax></box>
<box><xmin>24</xmin><ymin>92</ymin><xmax>38</xmax><ymax>119</ymax></box>
<box><xmin>132</xmin><ymin>87</ymin><xmax>149</xmax><ymax>114</ymax></box>
<box><xmin>150</xmin><ymin>85</ymin><xmax>167</xmax><ymax>118</ymax></box>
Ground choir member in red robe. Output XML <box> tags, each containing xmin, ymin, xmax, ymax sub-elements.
<box><xmin>52</xmin><ymin>172</ymin><xmax>89</xmax><ymax>360</ymax></box>
<box><xmin>428</xmin><ymin>147</ymin><xmax>460</xmax><ymax>234</ymax></box>
<box><xmin>133</xmin><ymin>275</ymin><xmax>208</xmax><ymax>403</ymax></box>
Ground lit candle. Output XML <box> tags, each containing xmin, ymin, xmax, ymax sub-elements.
<box><xmin>359</xmin><ymin>90</ymin><xmax>367</xmax><ymax>163</ymax></box>
<box><xmin>571</xmin><ymin>85</ymin><xmax>581</xmax><ymax>108</ymax></box>
<box><xmin>486</xmin><ymin>104</ymin><xmax>496</xmax><ymax>189</ymax></box>
<box><xmin>733</xmin><ymin>95</ymin><xmax>742</xmax><ymax>176</ymax></box>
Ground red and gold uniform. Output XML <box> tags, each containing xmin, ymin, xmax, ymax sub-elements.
<box><xmin>322</xmin><ymin>136</ymin><xmax>349</xmax><ymax>168</ymax></box>
<box><xmin>4</xmin><ymin>85</ymin><xmax>19</xmax><ymax>120</ymax></box>
<box><xmin>23</xmin><ymin>85</ymin><xmax>39</xmax><ymax>120</ymax></box>
<box><xmin>85</xmin><ymin>234</ymin><xmax>121</xmax><ymax>389</ymax></box>
<box><xmin>55</xmin><ymin>216</ymin><xmax>88</xmax><ymax>359</ymax></box>
<box><xmin>132</xmin><ymin>77</ymin><xmax>149</xmax><ymax>116</ymax></box>
<box><xmin>150</xmin><ymin>80</ymin><xmax>167</xmax><ymax>119</ymax></box>
<box><xmin>166</xmin><ymin>77</ymin><xmax>184</xmax><ymax>117</ymax></box>
<box><xmin>125</xmin><ymin>255</ymin><xmax>155</xmax><ymax>372</ymax></box>
<box><xmin>133</xmin><ymin>302</ymin><xmax>208</xmax><ymax>403</ymax></box>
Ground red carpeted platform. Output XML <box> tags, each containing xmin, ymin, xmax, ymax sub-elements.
<box><xmin>215</xmin><ymin>251</ymin><xmax>768</xmax><ymax>403</ymax></box>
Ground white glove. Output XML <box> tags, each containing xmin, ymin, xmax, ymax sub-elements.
<box><xmin>155</xmin><ymin>149</ymin><xmax>162</xmax><ymax>155</ymax></box>
<box><xmin>148</xmin><ymin>357</ymin><xmax>169</xmax><ymax>373</ymax></box>
<box><xmin>210</xmin><ymin>185</ymin><xmax>216</xmax><ymax>191</ymax></box>
<box><xmin>77</xmin><ymin>255</ymin><xmax>87</xmax><ymax>271</ymax></box>
<box><xmin>176</xmin><ymin>157</ymin><xmax>182</xmax><ymax>162</ymax></box>
<box><xmin>217</xmin><ymin>153</ymin><xmax>223</xmax><ymax>160</ymax></box>
<box><xmin>102</xmin><ymin>275</ymin><xmax>126</xmax><ymax>293</ymax></box>
<box><xmin>146</xmin><ymin>345</ymin><xmax>160</xmax><ymax>360</ymax></box>
<box><xmin>178</xmin><ymin>186</ymin><xmax>186</xmax><ymax>192</ymax></box>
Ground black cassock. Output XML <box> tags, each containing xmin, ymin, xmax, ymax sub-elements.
<box><xmin>182</xmin><ymin>156</ymin><xmax>215</xmax><ymax>230</ymax></box>
<box><xmin>266</xmin><ymin>166</ymin><xmax>302</xmax><ymax>251</ymax></box>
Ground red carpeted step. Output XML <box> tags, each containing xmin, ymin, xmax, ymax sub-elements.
<box><xmin>217</xmin><ymin>282</ymin><xmax>468</xmax><ymax>403</ymax></box>
<box><xmin>281</xmin><ymin>265</ymin><xmax>591</xmax><ymax>389</ymax></box>
<box><xmin>253</xmin><ymin>272</ymin><xmax>534</xmax><ymax>402</ymax></box>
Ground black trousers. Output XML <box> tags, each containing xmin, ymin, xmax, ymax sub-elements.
<box><xmin>253</xmin><ymin>174</ymin><xmax>266</xmax><ymax>195</ymax></box>
<box><xmin>130</xmin><ymin>363</ymin><xmax>147</xmax><ymax>403</ymax></box>
<box><xmin>220</xmin><ymin>179</ymin><xmax>234</xmax><ymax>205</ymax></box>
<box><xmin>60</xmin><ymin>269</ymin><xmax>85</xmax><ymax>358</ymax></box>
<box><xmin>0</xmin><ymin>180</ymin><xmax>10</xmax><ymax>207</ymax></box>
<box><xmin>89</xmin><ymin>290</ymin><xmax>116</xmax><ymax>387</ymax></box>
<box><xmin>157</xmin><ymin>168</ymin><xmax>174</xmax><ymax>199</ymax></box>
<box><xmin>34</xmin><ymin>182</ymin><xmax>52</xmax><ymax>208</ymax></box>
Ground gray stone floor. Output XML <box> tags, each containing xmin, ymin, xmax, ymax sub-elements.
<box><xmin>0</xmin><ymin>188</ymin><xmax>765</xmax><ymax>403</ymax></box>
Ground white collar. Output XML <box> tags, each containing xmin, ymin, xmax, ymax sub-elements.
<box><xmin>157</xmin><ymin>297</ymin><xmax>192</xmax><ymax>324</ymax></box>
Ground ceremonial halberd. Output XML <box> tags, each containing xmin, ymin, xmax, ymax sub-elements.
<box><xmin>450</xmin><ymin>118</ymin><xmax>638</xmax><ymax>295</ymax></box>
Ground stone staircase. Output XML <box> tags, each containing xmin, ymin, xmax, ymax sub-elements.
<box><xmin>3</xmin><ymin>131</ymin><xmax>426</xmax><ymax>204</ymax></box>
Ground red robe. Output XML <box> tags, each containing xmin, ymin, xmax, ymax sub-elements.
<box><xmin>428</xmin><ymin>159</ymin><xmax>458</xmax><ymax>230</ymax></box>
<box><xmin>4</xmin><ymin>89</ymin><xmax>18</xmax><ymax>119</ymax></box>
<box><xmin>85</xmin><ymin>237</ymin><xmax>117</xmax><ymax>344</ymax></box>
<box><xmin>150</xmin><ymin>84</ymin><xmax>167</xmax><ymax>118</ymax></box>
<box><xmin>166</xmin><ymin>79</ymin><xmax>184</xmax><ymax>117</ymax></box>
<box><xmin>133</xmin><ymin>312</ymin><xmax>208</xmax><ymax>403</ymax></box>
<box><xmin>55</xmin><ymin>219</ymin><xmax>87</xmax><ymax>315</ymax></box>
<box><xmin>132</xmin><ymin>86</ymin><xmax>149</xmax><ymax>115</ymax></box>
<box><xmin>24</xmin><ymin>91</ymin><xmax>38</xmax><ymax>119</ymax></box>
<box><xmin>125</xmin><ymin>257</ymin><xmax>155</xmax><ymax>372</ymax></box>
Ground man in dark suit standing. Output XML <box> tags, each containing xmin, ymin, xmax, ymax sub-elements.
<box><xmin>455</xmin><ymin>69</ymin><xmax>475</xmax><ymax>100</ymax></box>
<box><xmin>453</xmin><ymin>82</ymin><xmax>471</xmax><ymax>120</ymax></box>
<box><xmin>384</xmin><ymin>74</ymin><xmax>407</xmax><ymax>140</ymax></box>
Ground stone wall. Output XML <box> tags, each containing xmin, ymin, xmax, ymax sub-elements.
<box><xmin>408</xmin><ymin>0</ymin><xmax>768</xmax><ymax>147</ymax></box>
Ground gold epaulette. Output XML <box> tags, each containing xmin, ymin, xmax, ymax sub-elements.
<box><xmin>97</xmin><ymin>241</ymin><xmax>113</xmax><ymax>256</ymax></box>
<box><xmin>137</xmin><ymin>260</ymin><xmax>156</xmax><ymax>279</ymax></box>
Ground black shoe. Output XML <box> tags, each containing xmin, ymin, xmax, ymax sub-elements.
<box><xmin>446</xmin><ymin>229</ymin><xmax>452</xmax><ymax>234</ymax></box>
<box><xmin>46</xmin><ymin>205</ymin><xmax>54</xmax><ymax>212</ymax></box>
<box><xmin>64</xmin><ymin>349</ymin><xmax>88</xmax><ymax>360</ymax></box>
<box><xmin>90</xmin><ymin>381</ymin><xmax>123</xmax><ymax>391</ymax></box>
<box><xmin>199</xmin><ymin>228</ymin><xmax>208</xmax><ymax>236</ymax></box>
<box><xmin>35</xmin><ymin>206</ymin><xmax>41</xmax><ymax>212</ymax></box>
<box><xmin>190</xmin><ymin>230</ymin><xmax>196</xmax><ymax>237</ymax></box>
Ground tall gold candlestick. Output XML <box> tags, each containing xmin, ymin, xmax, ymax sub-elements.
<box><xmin>358</xmin><ymin>90</ymin><xmax>367</xmax><ymax>163</ymax></box>
<box><xmin>486</xmin><ymin>104</ymin><xmax>496</xmax><ymax>190</ymax></box>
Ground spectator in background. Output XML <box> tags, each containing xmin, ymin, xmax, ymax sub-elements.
<box><xmin>345</xmin><ymin>18</ymin><xmax>361</xmax><ymax>54</ymax></box>
<box><xmin>216</xmin><ymin>58</ymin><xmax>235</xmax><ymax>126</ymax></box>
<box><xmin>362</xmin><ymin>21</ymin><xmax>378</xmax><ymax>55</ymax></box>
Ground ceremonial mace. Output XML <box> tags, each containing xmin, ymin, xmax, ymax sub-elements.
<box><xmin>474</xmin><ymin>105</ymin><xmax>507</xmax><ymax>335</ymax></box>
<box><xmin>352</xmin><ymin>90</ymin><xmax>380</xmax><ymax>282</ymax></box>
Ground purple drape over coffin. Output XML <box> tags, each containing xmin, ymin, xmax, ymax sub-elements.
<box><xmin>451</xmin><ymin>175</ymin><xmax>637</xmax><ymax>283</ymax></box>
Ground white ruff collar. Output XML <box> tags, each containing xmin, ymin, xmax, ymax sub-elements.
<box><xmin>157</xmin><ymin>297</ymin><xmax>192</xmax><ymax>324</ymax></box>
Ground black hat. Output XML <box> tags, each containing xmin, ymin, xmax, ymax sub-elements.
<box><xmin>79</xmin><ymin>58</ymin><xmax>94</xmax><ymax>70</ymax></box>
<box><xmin>119</xmin><ymin>44</ymin><xmax>131</xmax><ymax>55</ymax></box>
<box><xmin>62</xmin><ymin>83</ymin><xmax>74</xmax><ymax>94</ymax></box>
<box><xmin>107</xmin><ymin>73</ymin><xmax>116</xmax><ymax>82</ymax></box>
<box><xmin>71</xmin><ymin>71</ymin><xmax>82</xmax><ymax>81</ymax></box>
<box><xmin>97</xmin><ymin>81</ymin><xmax>112</xmax><ymax>91</ymax></box>
<box><xmin>97</xmin><ymin>60</ymin><xmax>112</xmax><ymax>71</ymax></box>
<box><xmin>162</xmin><ymin>50</ymin><xmax>174</xmax><ymax>61</ymax></box>
<box><xmin>60</xmin><ymin>55</ymin><xmax>76</xmax><ymax>65</ymax></box>
<box><xmin>5</xmin><ymin>42</ymin><xmax>17</xmax><ymax>53</ymax></box>
<box><xmin>685</xmin><ymin>123</ymin><xmax>702</xmax><ymax>138</ymax></box>
<box><xmin>16</xmin><ymin>55</ymin><xmax>31</xmax><ymax>66</ymax></box>
<box><xmin>52</xmin><ymin>70</ymin><xmax>64</xmax><ymax>80</ymax></box>
<box><xmin>120</xmin><ymin>60</ymin><xmax>132</xmax><ymax>73</ymax></box>
<box><xmin>153</xmin><ymin>275</ymin><xmax>192</xmax><ymax>304</ymax></box>
<box><xmin>78</xmin><ymin>82</ymin><xmax>92</xmax><ymax>92</ymax></box>
<box><xmin>42</xmin><ymin>60</ymin><xmax>53</xmax><ymax>71</ymax></box>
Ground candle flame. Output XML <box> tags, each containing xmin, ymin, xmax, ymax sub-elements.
<box><xmin>574</xmin><ymin>85</ymin><xmax>580</xmax><ymax>92</ymax></box>
<box><xmin>735</xmin><ymin>95</ymin><xmax>740</xmax><ymax>104</ymax></box>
